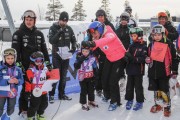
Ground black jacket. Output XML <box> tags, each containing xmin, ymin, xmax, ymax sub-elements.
<box><xmin>116</xmin><ymin>25</ymin><xmax>130</xmax><ymax>50</ymax></box>
<box><xmin>148</xmin><ymin>39</ymin><xmax>179</xmax><ymax>79</ymax></box>
<box><xmin>49</xmin><ymin>22</ymin><xmax>77</xmax><ymax>56</ymax></box>
<box><xmin>164</xmin><ymin>21</ymin><xmax>178</xmax><ymax>41</ymax></box>
<box><xmin>11</xmin><ymin>23</ymin><xmax>49</xmax><ymax>70</ymax></box>
<box><xmin>95</xmin><ymin>18</ymin><xmax>115</xmax><ymax>32</ymax></box>
<box><xmin>126</xmin><ymin>42</ymin><xmax>147</xmax><ymax>76</ymax></box>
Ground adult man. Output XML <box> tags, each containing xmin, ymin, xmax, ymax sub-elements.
<box><xmin>49</xmin><ymin>11</ymin><xmax>76</xmax><ymax>103</ymax></box>
<box><xmin>125</xmin><ymin>6</ymin><xmax>138</xmax><ymax>28</ymax></box>
<box><xmin>11</xmin><ymin>10</ymin><xmax>50</xmax><ymax>116</ymax></box>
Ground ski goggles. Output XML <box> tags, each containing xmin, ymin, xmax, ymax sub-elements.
<box><xmin>34</xmin><ymin>58</ymin><xmax>44</xmax><ymax>63</ymax></box>
<box><xmin>3</xmin><ymin>48</ymin><xmax>16</xmax><ymax>56</ymax></box>
<box><xmin>87</xmin><ymin>27</ymin><xmax>98</xmax><ymax>34</ymax></box>
<box><xmin>152</xmin><ymin>28</ymin><xmax>164</xmax><ymax>34</ymax></box>
<box><xmin>23</xmin><ymin>11</ymin><xmax>36</xmax><ymax>18</ymax></box>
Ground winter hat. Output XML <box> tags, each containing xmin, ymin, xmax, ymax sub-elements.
<box><xmin>96</xmin><ymin>9</ymin><xmax>107</xmax><ymax>18</ymax></box>
<box><xmin>59</xmin><ymin>11</ymin><xmax>69</xmax><ymax>21</ymax></box>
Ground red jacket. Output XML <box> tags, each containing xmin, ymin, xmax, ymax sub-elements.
<box><xmin>93</xmin><ymin>26</ymin><xmax>126</xmax><ymax>62</ymax></box>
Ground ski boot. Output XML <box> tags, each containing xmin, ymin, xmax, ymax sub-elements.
<box><xmin>27</xmin><ymin>116</ymin><xmax>35</xmax><ymax>120</ymax></box>
<box><xmin>49</xmin><ymin>96</ymin><xmax>55</xmax><ymax>104</ymax></box>
<box><xmin>164</xmin><ymin>106</ymin><xmax>171</xmax><ymax>117</ymax></box>
<box><xmin>88</xmin><ymin>101</ymin><xmax>99</xmax><ymax>108</ymax></box>
<box><xmin>126</xmin><ymin>100</ymin><xmax>133</xmax><ymax>110</ymax></box>
<box><xmin>1</xmin><ymin>113</ymin><xmax>10</xmax><ymax>120</ymax></box>
<box><xmin>37</xmin><ymin>114</ymin><xmax>46</xmax><ymax>120</ymax></box>
<box><xmin>108</xmin><ymin>103</ymin><xmax>118</xmax><ymax>111</ymax></box>
<box><xmin>150</xmin><ymin>104</ymin><xmax>162</xmax><ymax>113</ymax></box>
<box><xmin>133</xmin><ymin>102</ymin><xmax>143</xmax><ymax>111</ymax></box>
<box><xmin>96</xmin><ymin>90</ymin><xmax>102</xmax><ymax>97</ymax></box>
<box><xmin>82</xmin><ymin>104</ymin><xmax>90</xmax><ymax>111</ymax></box>
<box><xmin>101</xmin><ymin>97</ymin><xmax>109</xmax><ymax>103</ymax></box>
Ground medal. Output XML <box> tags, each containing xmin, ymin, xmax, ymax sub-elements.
<box><xmin>33</xmin><ymin>87</ymin><xmax>42</xmax><ymax>97</ymax></box>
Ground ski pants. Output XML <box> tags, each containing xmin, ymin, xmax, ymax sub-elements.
<box><xmin>101</xmin><ymin>59</ymin><xmax>125</xmax><ymax>105</ymax></box>
<box><xmin>0</xmin><ymin>97</ymin><xmax>16</xmax><ymax>116</ymax></box>
<box><xmin>125</xmin><ymin>75</ymin><xmax>144</xmax><ymax>102</ymax></box>
<box><xmin>49</xmin><ymin>54</ymin><xmax>69</xmax><ymax>97</ymax></box>
<box><xmin>95</xmin><ymin>60</ymin><xmax>104</xmax><ymax>92</ymax></box>
<box><xmin>27</xmin><ymin>94</ymin><xmax>48</xmax><ymax>117</ymax></box>
<box><xmin>79</xmin><ymin>78</ymin><xmax>95</xmax><ymax>104</ymax></box>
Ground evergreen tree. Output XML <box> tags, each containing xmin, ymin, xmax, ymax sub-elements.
<box><xmin>71</xmin><ymin>0</ymin><xmax>86</xmax><ymax>21</ymax></box>
<box><xmin>45</xmin><ymin>0</ymin><xmax>63</xmax><ymax>21</ymax></box>
<box><xmin>124</xmin><ymin>0</ymin><xmax>130</xmax><ymax>8</ymax></box>
<box><xmin>99</xmin><ymin>0</ymin><xmax>113</xmax><ymax>21</ymax></box>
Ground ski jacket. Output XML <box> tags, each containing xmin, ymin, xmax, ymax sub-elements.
<box><xmin>12</xmin><ymin>23</ymin><xmax>50</xmax><ymax>70</ymax></box>
<box><xmin>49</xmin><ymin>22</ymin><xmax>77</xmax><ymax>57</ymax></box>
<box><xmin>126</xmin><ymin>42</ymin><xmax>147</xmax><ymax>75</ymax></box>
<box><xmin>116</xmin><ymin>24</ymin><xmax>131</xmax><ymax>50</ymax></box>
<box><xmin>147</xmin><ymin>39</ymin><xmax>178</xmax><ymax>79</ymax></box>
<box><xmin>0</xmin><ymin>62</ymin><xmax>24</xmax><ymax>98</ymax></box>
<box><xmin>93</xmin><ymin>26</ymin><xmax>126</xmax><ymax>62</ymax></box>
<box><xmin>25</xmin><ymin>65</ymin><xmax>50</xmax><ymax>95</ymax></box>
<box><xmin>164</xmin><ymin>21</ymin><xmax>178</xmax><ymax>42</ymax></box>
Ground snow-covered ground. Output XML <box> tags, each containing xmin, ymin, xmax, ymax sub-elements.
<box><xmin>9</xmin><ymin>69</ymin><xmax>180</xmax><ymax>120</ymax></box>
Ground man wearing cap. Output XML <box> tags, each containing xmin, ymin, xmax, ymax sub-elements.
<box><xmin>48</xmin><ymin>11</ymin><xmax>77</xmax><ymax>103</ymax></box>
<box><xmin>11</xmin><ymin>10</ymin><xmax>50</xmax><ymax>116</ymax></box>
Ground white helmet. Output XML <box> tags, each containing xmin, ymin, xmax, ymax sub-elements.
<box><xmin>2</xmin><ymin>48</ymin><xmax>17</xmax><ymax>63</ymax></box>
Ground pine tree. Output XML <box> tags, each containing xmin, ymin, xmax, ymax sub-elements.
<box><xmin>45</xmin><ymin>0</ymin><xmax>63</xmax><ymax>21</ymax></box>
<box><xmin>99</xmin><ymin>0</ymin><xmax>113</xmax><ymax>21</ymax></box>
<box><xmin>124</xmin><ymin>0</ymin><xmax>130</xmax><ymax>8</ymax></box>
<box><xmin>71</xmin><ymin>0</ymin><xmax>87</xmax><ymax>21</ymax></box>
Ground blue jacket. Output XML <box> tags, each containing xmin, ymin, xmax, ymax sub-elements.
<box><xmin>0</xmin><ymin>62</ymin><xmax>24</xmax><ymax>98</ymax></box>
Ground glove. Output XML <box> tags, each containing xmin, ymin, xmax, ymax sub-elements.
<box><xmin>45</xmin><ymin>61</ymin><xmax>53</xmax><ymax>71</ymax></box>
<box><xmin>24</xmin><ymin>92</ymin><xmax>31</xmax><ymax>101</ymax></box>
<box><xmin>145</xmin><ymin>57</ymin><xmax>152</xmax><ymax>64</ymax></box>
<box><xmin>78</xmin><ymin>55</ymin><xmax>86</xmax><ymax>63</ymax></box>
<box><xmin>124</xmin><ymin>52</ymin><xmax>134</xmax><ymax>63</ymax></box>
<box><xmin>171</xmin><ymin>71</ymin><xmax>178</xmax><ymax>79</ymax></box>
<box><xmin>58</xmin><ymin>28</ymin><xmax>65</xmax><ymax>34</ymax></box>
<box><xmin>81</xmin><ymin>41</ymin><xmax>96</xmax><ymax>48</ymax></box>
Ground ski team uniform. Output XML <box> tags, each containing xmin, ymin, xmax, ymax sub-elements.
<box><xmin>0</xmin><ymin>62</ymin><xmax>24</xmax><ymax>117</ymax></box>
<box><xmin>74</xmin><ymin>55</ymin><xmax>98</xmax><ymax>105</ymax></box>
<box><xmin>25</xmin><ymin>66</ymin><xmax>50</xmax><ymax>117</ymax></box>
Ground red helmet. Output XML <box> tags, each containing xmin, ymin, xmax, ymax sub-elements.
<box><xmin>158</xmin><ymin>12</ymin><xmax>168</xmax><ymax>19</ymax></box>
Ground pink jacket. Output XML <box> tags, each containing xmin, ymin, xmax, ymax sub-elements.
<box><xmin>93</xmin><ymin>26</ymin><xmax>126</xmax><ymax>62</ymax></box>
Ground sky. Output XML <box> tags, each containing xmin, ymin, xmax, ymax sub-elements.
<box><xmin>0</xmin><ymin>0</ymin><xmax>180</xmax><ymax>21</ymax></box>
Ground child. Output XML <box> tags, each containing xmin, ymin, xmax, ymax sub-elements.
<box><xmin>0</xmin><ymin>48</ymin><xmax>24</xmax><ymax>120</ymax></box>
<box><xmin>146</xmin><ymin>24</ymin><xmax>178</xmax><ymax>117</ymax></box>
<box><xmin>74</xmin><ymin>45</ymin><xmax>98</xmax><ymax>111</ymax></box>
<box><xmin>124</xmin><ymin>27</ymin><xmax>147</xmax><ymax>111</ymax></box>
<box><xmin>25</xmin><ymin>51</ymin><xmax>50</xmax><ymax>120</ymax></box>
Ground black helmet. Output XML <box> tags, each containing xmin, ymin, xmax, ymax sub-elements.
<box><xmin>30</xmin><ymin>51</ymin><xmax>44</xmax><ymax>62</ymax></box>
<box><xmin>125</xmin><ymin>6</ymin><xmax>132</xmax><ymax>14</ymax></box>
<box><xmin>96</xmin><ymin>9</ymin><xmax>107</xmax><ymax>18</ymax></box>
<box><xmin>22</xmin><ymin>10</ymin><xmax>36</xmax><ymax>21</ymax></box>
<box><xmin>59</xmin><ymin>11</ymin><xmax>69</xmax><ymax>21</ymax></box>
<box><xmin>120</xmin><ymin>12</ymin><xmax>130</xmax><ymax>22</ymax></box>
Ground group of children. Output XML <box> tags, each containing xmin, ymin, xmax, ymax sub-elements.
<box><xmin>0</xmin><ymin>17</ymin><xmax>180</xmax><ymax>120</ymax></box>
<box><xmin>0</xmin><ymin>49</ymin><xmax>49</xmax><ymax>120</ymax></box>
<box><xmin>75</xmin><ymin>21</ymin><xmax>179</xmax><ymax>118</ymax></box>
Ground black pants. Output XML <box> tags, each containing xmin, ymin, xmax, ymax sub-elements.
<box><xmin>101</xmin><ymin>59</ymin><xmax>125</xmax><ymax>105</ymax></box>
<box><xmin>18</xmin><ymin>75</ymin><xmax>28</xmax><ymax>114</ymax></box>
<box><xmin>49</xmin><ymin>54</ymin><xmax>69</xmax><ymax>97</ymax></box>
<box><xmin>79</xmin><ymin>78</ymin><xmax>95</xmax><ymax>104</ymax></box>
<box><xmin>27</xmin><ymin>94</ymin><xmax>48</xmax><ymax>117</ymax></box>
<box><xmin>125</xmin><ymin>75</ymin><xmax>144</xmax><ymax>103</ymax></box>
<box><xmin>0</xmin><ymin>97</ymin><xmax>16</xmax><ymax>116</ymax></box>
<box><xmin>95</xmin><ymin>61</ymin><xmax>104</xmax><ymax>91</ymax></box>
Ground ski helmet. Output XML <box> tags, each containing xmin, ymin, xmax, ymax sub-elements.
<box><xmin>59</xmin><ymin>11</ymin><xmax>69</xmax><ymax>21</ymax></box>
<box><xmin>30</xmin><ymin>51</ymin><xmax>44</xmax><ymax>63</ymax></box>
<box><xmin>22</xmin><ymin>10</ymin><xmax>36</xmax><ymax>21</ymax></box>
<box><xmin>158</xmin><ymin>12</ymin><xmax>168</xmax><ymax>19</ymax></box>
<box><xmin>96</xmin><ymin>9</ymin><xmax>107</xmax><ymax>18</ymax></box>
<box><xmin>151</xmin><ymin>24</ymin><xmax>165</xmax><ymax>35</ymax></box>
<box><xmin>120</xmin><ymin>12</ymin><xmax>130</xmax><ymax>22</ymax></box>
<box><xmin>125</xmin><ymin>6</ymin><xmax>132</xmax><ymax>14</ymax></box>
<box><xmin>2</xmin><ymin>48</ymin><xmax>17</xmax><ymax>63</ymax></box>
<box><xmin>129</xmin><ymin>27</ymin><xmax>144</xmax><ymax>39</ymax></box>
<box><xmin>87</xmin><ymin>21</ymin><xmax>104</xmax><ymax>36</ymax></box>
